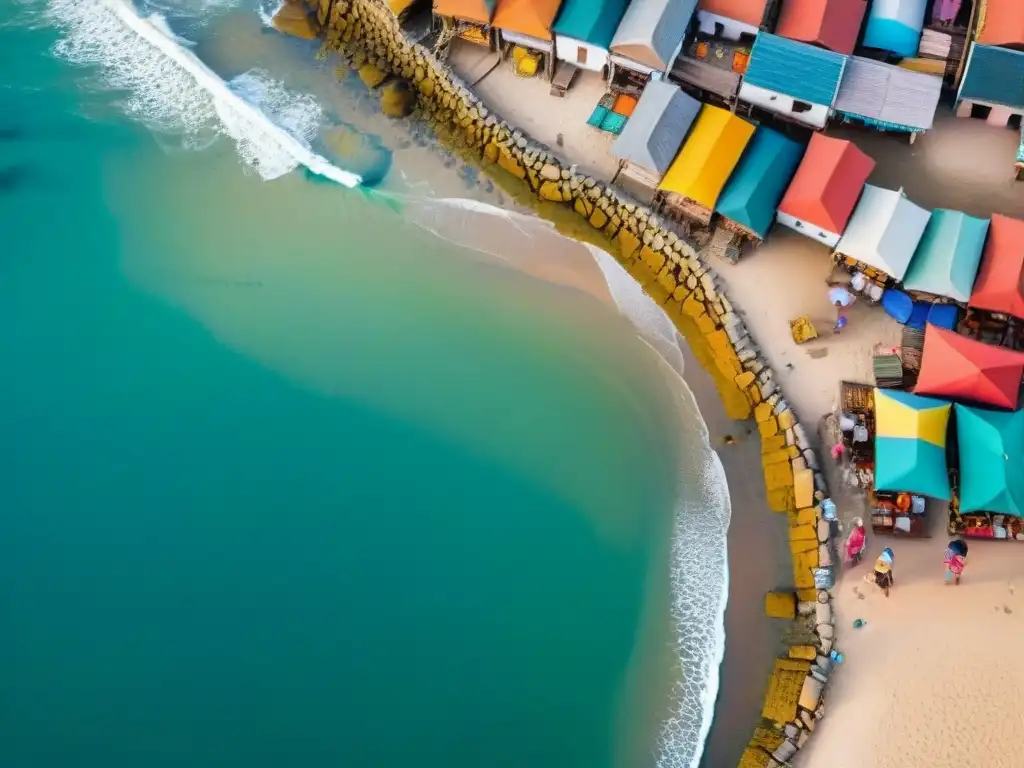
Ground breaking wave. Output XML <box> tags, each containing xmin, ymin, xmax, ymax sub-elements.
<box><xmin>46</xmin><ymin>0</ymin><xmax>359</xmax><ymax>185</ymax></box>
<box><xmin>400</xmin><ymin>197</ymin><xmax>732</xmax><ymax>768</ymax></box>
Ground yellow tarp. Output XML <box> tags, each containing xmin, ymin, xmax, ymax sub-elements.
<box><xmin>874</xmin><ymin>388</ymin><xmax>950</xmax><ymax>447</ymax></box>
<box><xmin>658</xmin><ymin>105</ymin><xmax>754</xmax><ymax>209</ymax></box>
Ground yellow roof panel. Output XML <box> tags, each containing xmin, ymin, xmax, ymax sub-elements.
<box><xmin>658</xmin><ymin>105</ymin><xmax>755</xmax><ymax>209</ymax></box>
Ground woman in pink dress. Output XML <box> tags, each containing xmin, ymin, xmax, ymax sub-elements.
<box><xmin>845</xmin><ymin>518</ymin><xmax>866</xmax><ymax>566</ymax></box>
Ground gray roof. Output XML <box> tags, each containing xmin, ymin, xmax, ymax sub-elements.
<box><xmin>610</xmin><ymin>0</ymin><xmax>699</xmax><ymax>71</ymax></box>
<box><xmin>611</xmin><ymin>80</ymin><xmax>700</xmax><ymax>175</ymax></box>
<box><xmin>834</xmin><ymin>56</ymin><xmax>942</xmax><ymax>131</ymax></box>
<box><xmin>836</xmin><ymin>185</ymin><xmax>932</xmax><ymax>280</ymax></box>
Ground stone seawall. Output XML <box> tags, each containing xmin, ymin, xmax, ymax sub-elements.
<box><xmin>301</xmin><ymin>2</ymin><xmax>842</xmax><ymax>765</ymax></box>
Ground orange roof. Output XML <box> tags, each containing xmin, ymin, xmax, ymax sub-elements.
<box><xmin>698</xmin><ymin>0</ymin><xmax>770</xmax><ymax>28</ymax></box>
<box><xmin>977</xmin><ymin>0</ymin><xmax>1024</xmax><ymax>47</ymax></box>
<box><xmin>778</xmin><ymin>133</ymin><xmax>875</xmax><ymax>234</ymax></box>
<box><xmin>492</xmin><ymin>0</ymin><xmax>563</xmax><ymax>40</ymax></box>
<box><xmin>970</xmin><ymin>213</ymin><xmax>1024</xmax><ymax>318</ymax></box>
<box><xmin>775</xmin><ymin>0</ymin><xmax>867</xmax><ymax>55</ymax></box>
<box><xmin>434</xmin><ymin>0</ymin><xmax>496</xmax><ymax>24</ymax></box>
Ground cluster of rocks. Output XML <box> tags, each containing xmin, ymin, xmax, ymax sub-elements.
<box><xmin>299</xmin><ymin>2</ymin><xmax>838</xmax><ymax>766</ymax></box>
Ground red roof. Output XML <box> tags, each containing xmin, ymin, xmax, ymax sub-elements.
<box><xmin>778</xmin><ymin>134</ymin><xmax>875</xmax><ymax>235</ymax></box>
<box><xmin>970</xmin><ymin>213</ymin><xmax>1024</xmax><ymax>319</ymax></box>
<box><xmin>697</xmin><ymin>0</ymin><xmax>769</xmax><ymax>28</ymax></box>
<box><xmin>977</xmin><ymin>0</ymin><xmax>1024</xmax><ymax>47</ymax></box>
<box><xmin>775</xmin><ymin>0</ymin><xmax>867</xmax><ymax>55</ymax></box>
<box><xmin>915</xmin><ymin>325</ymin><xmax>1024</xmax><ymax>410</ymax></box>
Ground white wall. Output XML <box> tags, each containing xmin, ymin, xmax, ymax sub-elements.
<box><xmin>554</xmin><ymin>36</ymin><xmax>608</xmax><ymax>72</ymax></box>
<box><xmin>738</xmin><ymin>82</ymin><xmax>831</xmax><ymax>129</ymax></box>
<box><xmin>499</xmin><ymin>29</ymin><xmax>553</xmax><ymax>53</ymax></box>
<box><xmin>696</xmin><ymin>10</ymin><xmax>759</xmax><ymax>41</ymax></box>
<box><xmin>776</xmin><ymin>212</ymin><xmax>841</xmax><ymax>247</ymax></box>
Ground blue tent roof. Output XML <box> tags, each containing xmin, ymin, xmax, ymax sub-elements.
<box><xmin>715</xmin><ymin>127</ymin><xmax>804</xmax><ymax>239</ymax></box>
<box><xmin>958</xmin><ymin>44</ymin><xmax>1024</xmax><ymax>111</ymax></box>
<box><xmin>743</xmin><ymin>33</ymin><xmax>848</xmax><ymax>107</ymax></box>
<box><xmin>553</xmin><ymin>0</ymin><xmax>631</xmax><ymax>49</ymax></box>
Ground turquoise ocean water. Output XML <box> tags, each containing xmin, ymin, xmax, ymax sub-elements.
<box><xmin>0</xmin><ymin>2</ymin><xmax>732</xmax><ymax>766</ymax></box>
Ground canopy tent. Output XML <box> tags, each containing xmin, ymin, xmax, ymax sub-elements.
<box><xmin>715</xmin><ymin>127</ymin><xmax>804</xmax><ymax>240</ymax></box>
<box><xmin>610</xmin><ymin>0</ymin><xmax>698</xmax><ymax>71</ymax></box>
<box><xmin>874</xmin><ymin>388</ymin><xmax>951</xmax><ymax>499</ymax></box>
<box><xmin>697</xmin><ymin>0</ymin><xmax>768</xmax><ymax>28</ymax></box>
<box><xmin>969</xmin><ymin>213</ymin><xmax>1024</xmax><ymax>319</ymax></box>
<box><xmin>658</xmin><ymin>105</ymin><xmax>755</xmax><ymax>209</ymax></box>
<box><xmin>902</xmin><ymin>209</ymin><xmax>990</xmax><ymax>302</ymax></box>
<box><xmin>492</xmin><ymin>0</ymin><xmax>564</xmax><ymax>40</ymax></box>
<box><xmin>956</xmin><ymin>405</ymin><xmax>1024</xmax><ymax>516</ymax></box>
<box><xmin>915</xmin><ymin>325</ymin><xmax>1024</xmax><ymax>409</ymax></box>
<box><xmin>611</xmin><ymin>81</ymin><xmax>701</xmax><ymax>176</ymax></box>
<box><xmin>774</xmin><ymin>0</ymin><xmax>867</xmax><ymax>55</ymax></box>
<box><xmin>434</xmin><ymin>0</ymin><xmax>498</xmax><ymax>23</ymax></box>
<box><xmin>976</xmin><ymin>0</ymin><xmax>1024</xmax><ymax>48</ymax></box>
<box><xmin>835</xmin><ymin>185</ymin><xmax>931</xmax><ymax>281</ymax></box>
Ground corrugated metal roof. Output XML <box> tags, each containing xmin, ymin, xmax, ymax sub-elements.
<box><xmin>904</xmin><ymin>209</ymin><xmax>990</xmax><ymax>302</ymax></box>
<box><xmin>863</xmin><ymin>0</ymin><xmax>927</xmax><ymax>57</ymax></box>
<box><xmin>834</xmin><ymin>56</ymin><xmax>942</xmax><ymax>131</ymax></box>
<box><xmin>552</xmin><ymin>0</ymin><xmax>630</xmax><ymax>48</ymax></box>
<box><xmin>836</xmin><ymin>185</ymin><xmax>931</xmax><ymax>280</ymax></box>
<box><xmin>434</xmin><ymin>0</ymin><xmax>498</xmax><ymax>23</ymax></box>
<box><xmin>610</xmin><ymin>0</ymin><xmax>699</xmax><ymax>71</ymax></box>
<box><xmin>658</xmin><ymin>105</ymin><xmax>755</xmax><ymax>208</ymax></box>
<box><xmin>778</xmin><ymin>133</ymin><xmax>875</xmax><ymax>234</ymax></box>
<box><xmin>774</xmin><ymin>0</ymin><xmax>867</xmax><ymax>56</ymax></box>
<box><xmin>669</xmin><ymin>56</ymin><xmax>742</xmax><ymax>100</ymax></box>
<box><xmin>715</xmin><ymin>127</ymin><xmax>804</xmax><ymax>239</ymax></box>
<box><xmin>958</xmin><ymin>44</ymin><xmax>1024</xmax><ymax>110</ymax></box>
<box><xmin>743</xmin><ymin>33</ymin><xmax>847</xmax><ymax>106</ymax></box>
<box><xmin>492</xmin><ymin>0</ymin><xmax>563</xmax><ymax>40</ymax></box>
<box><xmin>977</xmin><ymin>0</ymin><xmax>1024</xmax><ymax>47</ymax></box>
<box><xmin>611</xmin><ymin>81</ymin><xmax>701</xmax><ymax>175</ymax></box>
<box><xmin>697</xmin><ymin>0</ymin><xmax>769</xmax><ymax>27</ymax></box>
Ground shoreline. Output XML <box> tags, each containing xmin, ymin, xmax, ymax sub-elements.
<box><xmin>279</xmin><ymin>2</ymin><xmax>835</xmax><ymax>766</ymax></box>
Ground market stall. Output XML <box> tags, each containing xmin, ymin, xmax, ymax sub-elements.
<box><xmin>914</xmin><ymin>324</ymin><xmax>1024</xmax><ymax>410</ymax></box>
<box><xmin>872</xmin><ymin>388</ymin><xmax>952</xmax><ymax>537</ymax></box>
<box><xmin>948</xmin><ymin>405</ymin><xmax>1024</xmax><ymax>541</ymax></box>
<box><xmin>965</xmin><ymin>213</ymin><xmax>1024</xmax><ymax>350</ymax></box>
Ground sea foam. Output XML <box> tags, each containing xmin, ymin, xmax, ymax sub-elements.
<box><xmin>46</xmin><ymin>0</ymin><xmax>360</xmax><ymax>186</ymax></box>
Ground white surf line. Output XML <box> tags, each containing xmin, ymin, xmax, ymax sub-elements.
<box><xmin>102</xmin><ymin>0</ymin><xmax>361</xmax><ymax>188</ymax></box>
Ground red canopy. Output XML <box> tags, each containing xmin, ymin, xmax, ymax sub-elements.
<box><xmin>915</xmin><ymin>325</ymin><xmax>1024</xmax><ymax>409</ymax></box>
<box><xmin>970</xmin><ymin>213</ymin><xmax>1024</xmax><ymax>319</ymax></box>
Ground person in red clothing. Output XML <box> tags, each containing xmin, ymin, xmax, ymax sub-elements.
<box><xmin>845</xmin><ymin>518</ymin><xmax>866</xmax><ymax>566</ymax></box>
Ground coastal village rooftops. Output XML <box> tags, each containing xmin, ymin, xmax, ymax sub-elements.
<box><xmin>696</xmin><ymin>0</ymin><xmax>769</xmax><ymax>28</ymax></box>
<box><xmin>658</xmin><ymin>105</ymin><xmax>755</xmax><ymax>209</ymax></box>
<box><xmin>976</xmin><ymin>0</ymin><xmax>1024</xmax><ymax>47</ymax></box>
<box><xmin>836</xmin><ymin>185</ymin><xmax>931</xmax><ymax>281</ymax></box>
<box><xmin>863</xmin><ymin>0</ymin><xmax>928</xmax><ymax>57</ymax></box>
<box><xmin>778</xmin><ymin>133</ymin><xmax>875</xmax><ymax>235</ymax></box>
<box><xmin>552</xmin><ymin>0</ymin><xmax>629</xmax><ymax>48</ymax></box>
<box><xmin>873</xmin><ymin>388</ymin><xmax>951</xmax><ymax>500</ymax></box>
<box><xmin>715</xmin><ymin>127</ymin><xmax>804</xmax><ymax>240</ymax></box>
<box><xmin>956</xmin><ymin>405</ymin><xmax>1024</xmax><ymax>516</ymax></box>
<box><xmin>434</xmin><ymin>0</ymin><xmax>497</xmax><ymax>23</ymax></box>
<box><xmin>492</xmin><ymin>0</ymin><xmax>563</xmax><ymax>40</ymax></box>
<box><xmin>958</xmin><ymin>44</ymin><xmax>1024</xmax><ymax>110</ymax></box>
<box><xmin>917</xmin><ymin>326</ymin><xmax>1024</xmax><ymax>411</ymax></box>
<box><xmin>743</xmin><ymin>33</ymin><xmax>847</xmax><ymax>107</ymax></box>
<box><xmin>834</xmin><ymin>57</ymin><xmax>942</xmax><ymax>132</ymax></box>
<box><xmin>903</xmin><ymin>209</ymin><xmax>990</xmax><ymax>302</ymax></box>
<box><xmin>611</xmin><ymin>81</ymin><xmax>701</xmax><ymax>176</ymax></box>
<box><xmin>775</xmin><ymin>0</ymin><xmax>867</xmax><ymax>56</ymax></box>
<box><xmin>969</xmin><ymin>213</ymin><xmax>1024</xmax><ymax>318</ymax></box>
<box><xmin>611</xmin><ymin>0</ymin><xmax>699</xmax><ymax>71</ymax></box>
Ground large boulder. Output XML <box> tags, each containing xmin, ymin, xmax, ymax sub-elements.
<box><xmin>271</xmin><ymin>0</ymin><xmax>318</xmax><ymax>40</ymax></box>
<box><xmin>380</xmin><ymin>79</ymin><xmax>416</xmax><ymax>118</ymax></box>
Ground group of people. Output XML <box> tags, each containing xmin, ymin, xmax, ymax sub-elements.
<box><xmin>844</xmin><ymin>518</ymin><xmax>969</xmax><ymax>597</ymax></box>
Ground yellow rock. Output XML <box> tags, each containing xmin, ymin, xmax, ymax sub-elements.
<box><xmin>706</xmin><ymin>329</ymin><xmax>731</xmax><ymax>356</ymax></box>
<box><xmin>657</xmin><ymin>269</ymin><xmax>677</xmax><ymax>295</ymax></box>
<box><xmin>767</xmin><ymin>485</ymin><xmax>794</xmax><ymax>513</ymax></box>
<box><xmin>757</xmin><ymin>416</ymin><xmax>778</xmax><ymax>439</ymax></box>
<box><xmin>788</xmin><ymin>645</ymin><xmax>817</xmax><ymax>661</ymax></box>
<box><xmin>761</xmin><ymin>659</ymin><xmax>808</xmax><ymax>723</ymax></box>
<box><xmin>682</xmin><ymin>296</ymin><xmax>705</xmax><ymax>318</ymax></box>
<box><xmin>379</xmin><ymin>79</ymin><xmax>416</xmax><ymax>117</ymax></box>
<box><xmin>417</xmin><ymin>77</ymin><xmax>435</xmax><ymax>97</ymax></box>
<box><xmin>358</xmin><ymin>63</ymin><xmax>387</xmax><ymax>88</ymax></box>
<box><xmin>762</xmin><ymin>448</ymin><xmax>790</xmax><ymax>467</ymax></box>
<box><xmin>786</xmin><ymin>445</ymin><xmax>799</xmax><ymax>459</ymax></box>
<box><xmin>574</xmin><ymin>197</ymin><xmax>592</xmax><ymax>218</ymax></box>
<box><xmin>778</xmin><ymin>410</ymin><xmax>795</xmax><ymax>431</ymax></box>
<box><xmin>790</xmin><ymin>524</ymin><xmax>816</xmax><ymax>542</ymax></box>
<box><xmin>762</xmin><ymin>433</ymin><xmax>787</xmax><ymax>453</ymax></box>
<box><xmin>797</xmin><ymin>588</ymin><xmax>818</xmax><ymax>602</ymax></box>
<box><xmin>749</xmin><ymin>726</ymin><xmax>785</xmax><ymax>753</ymax></box>
<box><xmin>754</xmin><ymin>402</ymin><xmax>774</xmax><ymax>423</ymax></box>
<box><xmin>526</xmin><ymin>169</ymin><xmax>540</xmax><ymax>190</ymax></box>
<box><xmin>763</xmin><ymin>461</ymin><xmax>792</xmax><ymax>492</ymax></box>
<box><xmin>589</xmin><ymin>208</ymin><xmax>608</xmax><ymax>229</ymax></box>
<box><xmin>696</xmin><ymin>313</ymin><xmax>717</xmax><ymax>335</ymax></box>
<box><xmin>672</xmin><ymin>283</ymin><xmax>690</xmax><ymax>301</ymax></box>
<box><xmin>794</xmin><ymin>468</ymin><xmax>815</xmax><ymax>509</ymax></box>
<box><xmin>765</xmin><ymin>591</ymin><xmax>796</xmax><ymax>619</ymax></box>
<box><xmin>272</xmin><ymin>0</ymin><xmax>319</xmax><ymax>39</ymax></box>
<box><xmin>716</xmin><ymin>354</ymin><xmax>741</xmax><ymax>380</ymax></box>
<box><xmin>539</xmin><ymin>181</ymin><xmax>562</xmax><ymax>201</ymax></box>
<box><xmin>747</xmin><ymin>384</ymin><xmax>762</xmax><ymax>405</ymax></box>
<box><xmin>483</xmin><ymin>142</ymin><xmax>498</xmax><ymax>163</ymax></box>
<box><xmin>789</xmin><ymin>538</ymin><xmax>817</xmax><ymax>555</ymax></box>
<box><xmin>617</xmin><ymin>229</ymin><xmax>641</xmax><ymax>260</ymax></box>
<box><xmin>738</xmin><ymin>746</ymin><xmax>773</xmax><ymax>768</ymax></box>
<box><xmin>734</xmin><ymin>371</ymin><xmax>755</xmax><ymax>389</ymax></box>
<box><xmin>640</xmin><ymin>246</ymin><xmax>665</xmax><ymax>272</ymax></box>
<box><xmin>791</xmin><ymin>507</ymin><xmax>817</xmax><ymax>526</ymax></box>
<box><xmin>497</xmin><ymin>150</ymin><xmax>526</xmax><ymax>180</ymax></box>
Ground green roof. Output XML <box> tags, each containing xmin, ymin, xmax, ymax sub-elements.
<box><xmin>553</xmin><ymin>0</ymin><xmax>631</xmax><ymax>49</ymax></box>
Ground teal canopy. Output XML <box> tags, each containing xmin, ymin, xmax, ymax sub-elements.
<box><xmin>902</xmin><ymin>209</ymin><xmax>990</xmax><ymax>302</ymax></box>
<box><xmin>715</xmin><ymin>127</ymin><xmax>804</xmax><ymax>239</ymax></box>
<box><xmin>553</xmin><ymin>0</ymin><xmax>631</xmax><ymax>49</ymax></box>
<box><xmin>875</xmin><ymin>437</ymin><xmax>951</xmax><ymax>499</ymax></box>
<box><xmin>956</xmin><ymin>404</ymin><xmax>1024</xmax><ymax>516</ymax></box>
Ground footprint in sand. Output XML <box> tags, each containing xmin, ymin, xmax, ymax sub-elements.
<box><xmin>807</xmin><ymin>348</ymin><xmax>829</xmax><ymax>359</ymax></box>
<box><xmin>853</xmin><ymin>586</ymin><xmax>865</xmax><ymax>600</ymax></box>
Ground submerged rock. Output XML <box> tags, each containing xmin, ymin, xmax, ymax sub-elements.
<box><xmin>379</xmin><ymin>79</ymin><xmax>416</xmax><ymax>118</ymax></box>
<box><xmin>323</xmin><ymin>125</ymin><xmax>391</xmax><ymax>187</ymax></box>
<box><xmin>358</xmin><ymin>64</ymin><xmax>387</xmax><ymax>89</ymax></box>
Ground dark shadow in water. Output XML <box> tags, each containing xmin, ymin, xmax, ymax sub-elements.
<box><xmin>0</xmin><ymin>126</ymin><xmax>23</xmax><ymax>141</ymax></box>
<box><xmin>0</xmin><ymin>164</ymin><xmax>32</xmax><ymax>193</ymax></box>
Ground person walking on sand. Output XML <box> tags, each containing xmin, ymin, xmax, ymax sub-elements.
<box><xmin>870</xmin><ymin>547</ymin><xmax>895</xmax><ymax>597</ymax></box>
<box><xmin>828</xmin><ymin>286</ymin><xmax>855</xmax><ymax>334</ymax></box>
<box><xmin>944</xmin><ymin>537</ymin><xmax>969</xmax><ymax>585</ymax></box>
<box><xmin>845</xmin><ymin>517</ymin><xmax>867</xmax><ymax>566</ymax></box>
